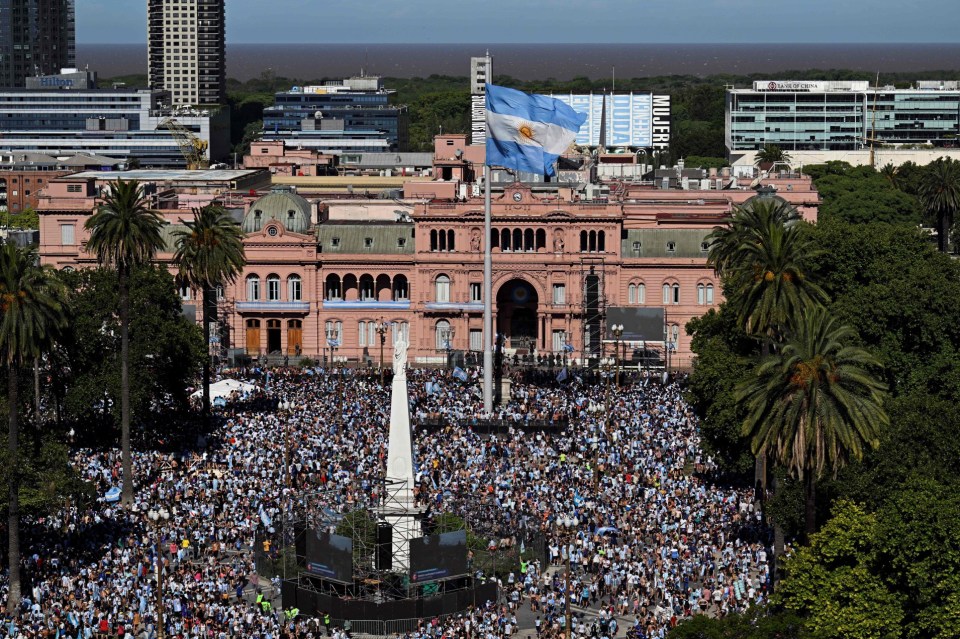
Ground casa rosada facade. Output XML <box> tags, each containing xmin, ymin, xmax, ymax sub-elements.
<box><xmin>36</xmin><ymin>136</ymin><xmax>819</xmax><ymax>369</ymax></box>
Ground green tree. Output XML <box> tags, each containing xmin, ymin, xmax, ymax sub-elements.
<box><xmin>685</xmin><ymin>306</ymin><xmax>758</xmax><ymax>473</ymax></box>
<box><xmin>172</xmin><ymin>204</ymin><xmax>245</xmax><ymax>417</ymax></box>
<box><xmin>918</xmin><ymin>156</ymin><xmax>960</xmax><ymax>253</ymax></box>
<box><xmin>873</xmin><ymin>479</ymin><xmax>960</xmax><ymax>638</ymax></box>
<box><xmin>806</xmin><ymin>219</ymin><xmax>960</xmax><ymax>399</ymax></box>
<box><xmin>738</xmin><ymin>309</ymin><xmax>888</xmax><ymax>535</ymax></box>
<box><xmin>56</xmin><ymin>267</ymin><xmax>203</xmax><ymax>439</ymax></box>
<box><xmin>0</xmin><ymin>245</ymin><xmax>66</xmax><ymax>608</ymax></box>
<box><xmin>775</xmin><ymin>500</ymin><xmax>904</xmax><ymax>639</ymax></box>
<box><xmin>755</xmin><ymin>145</ymin><xmax>792</xmax><ymax>167</ymax></box>
<box><xmin>707</xmin><ymin>198</ymin><xmax>826</xmax><ymax>339</ymax></box>
<box><xmin>84</xmin><ymin>179</ymin><xmax>164</xmax><ymax>507</ymax></box>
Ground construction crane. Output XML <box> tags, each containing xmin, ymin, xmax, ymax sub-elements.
<box><xmin>159</xmin><ymin>117</ymin><xmax>209</xmax><ymax>170</ymax></box>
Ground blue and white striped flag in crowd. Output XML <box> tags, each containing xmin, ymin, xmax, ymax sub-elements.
<box><xmin>556</xmin><ymin>367</ymin><xmax>569</xmax><ymax>383</ymax></box>
<box><xmin>452</xmin><ymin>367</ymin><xmax>469</xmax><ymax>382</ymax></box>
<box><xmin>485</xmin><ymin>83</ymin><xmax>587</xmax><ymax>176</ymax></box>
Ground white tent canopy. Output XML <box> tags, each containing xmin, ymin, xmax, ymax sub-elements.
<box><xmin>191</xmin><ymin>378</ymin><xmax>260</xmax><ymax>402</ymax></box>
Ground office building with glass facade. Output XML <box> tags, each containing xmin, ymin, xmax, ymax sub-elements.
<box><xmin>0</xmin><ymin>82</ymin><xmax>228</xmax><ymax>166</ymax></box>
<box><xmin>0</xmin><ymin>0</ymin><xmax>75</xmax><ymax>87</ymax></box>
<box><xmin>727</xmin><ymin>80</ymin><xmax>960</xmax><ymax>154</ymax></box>
<box><xmin>262</xmin><ymin>77</ymin><xmax>407</xmax><ymax>154</ymax></box>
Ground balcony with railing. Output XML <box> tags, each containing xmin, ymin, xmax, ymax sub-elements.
<box><xmin>235</xmin><ymin>300</ymin><xmax>310</xmax><ymax>312</ymax></box>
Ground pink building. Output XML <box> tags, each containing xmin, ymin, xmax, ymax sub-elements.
<box><xmin>37</xmin><ymin>138</ymin><xmax>819</xmax><ymax>369</ymax></box>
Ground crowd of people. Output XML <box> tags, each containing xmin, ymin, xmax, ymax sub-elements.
<box><xmin>0</xmin><ymin>364</ymin><xmax>771</xmax><ymax>639</ymax></box>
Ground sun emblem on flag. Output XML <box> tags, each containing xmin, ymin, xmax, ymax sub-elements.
<box><xmin>517</xmin><ymin>122</ymin><xmax>536</xmax><ymax>141</ymax></box>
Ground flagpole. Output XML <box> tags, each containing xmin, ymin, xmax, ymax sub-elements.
<box><xmin>483</xmin><ymin>163</ymin><xmax>493</xmax><ymax>413</ymax></box>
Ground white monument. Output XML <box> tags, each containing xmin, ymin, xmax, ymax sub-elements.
<box><xmin>380</xmin><ymin>336</ymin><xmax>420</xmax><ymax>573</ymax></box>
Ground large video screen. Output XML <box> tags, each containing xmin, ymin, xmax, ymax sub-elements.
<box><xmin>409</xmin><ymin>530</ymin><xmax>468</xmax><ymax>582</ymax></box>
<box><xmin>606</xmin><ymin>307</ymin><xmax>666</xmax><ymax>342</ymax></box>
<box><xmin>305</xmin><ymin>530</ymin><xmax>353</xmax><ymax>584</ymax></box>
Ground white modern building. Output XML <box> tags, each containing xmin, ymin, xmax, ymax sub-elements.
<box><xmin>0</xmin><ymin>77</ymin><xmax>228</xmax><ymax>167</ymax></box>
<box><xmin>727</xmin><ymin>80</ymin><xmax>960</xmax><ymax>168</ymax></box>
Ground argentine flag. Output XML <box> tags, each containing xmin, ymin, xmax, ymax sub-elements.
<box><xmin>485</xmin><ymin>84</ymin><xmax>587</xmax><ymax>176</ymax></box>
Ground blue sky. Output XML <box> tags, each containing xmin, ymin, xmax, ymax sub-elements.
<box><xmin>78</xmin><ymin>0</ymin><xmax>960</xmax><ymax>44</ymax></box>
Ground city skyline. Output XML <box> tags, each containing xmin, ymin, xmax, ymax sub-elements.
<box><xmin>78</xmin><ymin>0</ymin><xmax>960</xmax><ymax>45</ymax></box>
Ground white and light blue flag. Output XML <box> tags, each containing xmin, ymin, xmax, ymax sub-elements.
<box><xmin>485</xmin><ymin>83</ymin><xmax>587</xmax><ymax>176</ymax></box>
<box><xmin>453</xmin><ymin>367</ymin><xmax>469</xmax><ymax>382</ymax></box>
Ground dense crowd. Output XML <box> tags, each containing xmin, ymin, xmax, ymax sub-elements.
<box><xmin>0</xmin><ymin>365</ymin><xmax>770</xmax><ymax>639</ymax></box>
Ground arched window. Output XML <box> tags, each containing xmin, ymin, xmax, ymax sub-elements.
<box><xmin>325</xmin><ymin>274</ymin><xmax>342</xmax><ymax>300</ymax></box>
<box><xmin>536</xmin><ymin>228</ymin><xmax>547</xmax><ymax>250</ymax></box>
<box><xmin>246</xmin><ymin>274</ymin><xmax>260</xmax><ymax>301</ymax></box>
<box><xmin>589</xmin><ymin>230</ymin><xmax>597</xmax><ymax>252</ymax></box>
<box><xmin>358</xmin><ymin>320</ymin><xmax>376</xmax><ymax>347</ymax></box>
<box><xmin>524</xmin><ymin>228</ymin><xmax>534</xmax><ymax>251</ymax></box>
<box><xmin>392</xmin><ymin>321</ymin><xmax>409</xmax><ymax>345</ymax></box>
<box><xmin>598</xmin><ymin>230</ymin><xmax>606</xmax><ymax>252</ymax></box>
<box><xmin>491</xmin><ymin>228</ymin><xmax>500</xmax><ymax>249</ymax></box>
<box><xmin>359</xmin><ymin>274</ymin><xmax>375</xmax><ymax>301</ymax></box>
<box><xmin>580</xmin><ymin>230</ymin><xmax>588</xmax><ymax>252</ymax></box>
<box><xmin>628</xmin><ymin>282</ymin><xmax>645</xmax><ymax>305</ymax></box>
<box><xmin>266</xmin><ymin>274</ymin><xmax>280</xmax><ymax>301</ymax></box>
<box><xmin>438</xmin><ymin>229</ymin><xmax>447</xmax><ymax>251</ymax></box>
<box><xmin>435</xmin><ymin>319</ymin><xmax>452</xmax><ymax>351</ymax></box>
<box><xmin>393</xmin><ymin>275</ymin><xmax>409</xmax><ymax>301</ymax></box>
<box><xmin>430</xmin><ymin>229</ymin><xmax>438</xmax><ymax>251</ymax></box>
<box><xmin>325</xmin><ymin>320</ymin><xmax>342</xmax><ymax>341</ymax></box>
<box><xmin>662</xmin><ymin>282</ymin><xmax>680</xmax><ymax>305</ymax></box>
<box><xmin>513</xmin><ymin>228</ymin><xmax>523</xmax><ymax>250</ymax></box>
<box><xmin>435</xmin><ymin>274</ymin><xmax>450</xmax><ymax>303</ymax></box>
<box><xmin>501</xmin><ymin>228</ymin><xmax>511</xmax><ymax>251</ymax></box>
<box><xmin>698</xmin><ymin>283</ymin><xmax>714</xmax><ymax>305</ymax></box>
<box><xmin>447</xmin><ymin>229</ymin><xmax>455</xmax><ymax>251</ymax></box>
<box><xmin>288</xmin><ymin>275</ymin><xmax>302</xmax><ymax>301</ymax></box>
<box><xmin>179</xmin><ymin>284</ymin><xmax>191</xmax><ymax>301</ymax></box>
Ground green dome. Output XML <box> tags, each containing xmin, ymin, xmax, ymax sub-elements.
<box><xmin>242</xmin><ymin>190</ymin><xmax>312</xmax><ymax>234</ymax></box>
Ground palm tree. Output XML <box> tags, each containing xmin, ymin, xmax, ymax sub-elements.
<box><xmin>707</xmin><ymin>198</ymin><xmax>827</xmax><ymax>340</ymax></box>
<box><xmin>754</xmin><ymin>145</ymin><xmax>792</xmax><ymax>169</ymax></box>
<box><xmin>879</xmin><ymin>162</ymin><xmax>901</xmax><ymax>190</ymax></box>
<box><xmin>85</xmin><ymin>178</ymin><xmax>164</xmax><ymax>508</ymax></box>
<box><xmin>172</xmin><ymin>204</ymin><xmax>245</xmax><ymax>417</ymax></box>
<box><xmin>919</xmin><ymin>157</ymin><xmax>960</xmax><ymax>253</ymax></box>
<box><xmin>0</xmin><ymin>245</ymin><xmax>66</xmax><ymax>608</ymax></box>
<box><xmin>738</xmin><ymin>308</ymin><xmax>888</xmax><ymax>536</ymax></box>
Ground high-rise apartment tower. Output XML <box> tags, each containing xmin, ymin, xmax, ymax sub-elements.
<box><xmin>147</xmin><ymin>0</ymin><xmax>225</xmax><ymax>106</ymax></box>
<box><xmin>0</xmin><ymin>0</ymin><xmax>76</xmax><ymax>87</ymax></box>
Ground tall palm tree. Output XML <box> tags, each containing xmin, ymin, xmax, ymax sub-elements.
<box><xmin>738</xmin><ymin>308</ymin><xmax>888</xmax><ymax>536</ymax></box>
<box><xmin>754</xmin><ymin>145</ymin><xmax>792</xmax><ymax>168</ymax></box>
<box><xmin>0</xmin><ymin>245</ymin><xmax>66</xmax><ymax>608</ymax></box>
<box><xmin>707</xmin><ymin>198</ymin><xmax>827</xmax><ymax>340</ymax></box>
<box><xmin>85</xmin><ymin>178</ymin><xmax>164</xmax><ymax>508</ymax></box>
<box><xmin>172</xmin><ymin>204</ymin><xmax>245</xmax><ymax>417</ymax></box>
<box><xmin>919</xmin><ymin>157</ymin><xmax>960</xmax><ymax>253</ymax></box>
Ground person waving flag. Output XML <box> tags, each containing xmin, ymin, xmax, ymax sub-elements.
<box><xmin>485</xmin><ymin>83</ymin><xmax>587</xmax><ymax>176</ymax></box>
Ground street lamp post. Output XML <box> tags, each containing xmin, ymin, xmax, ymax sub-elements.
<box><xmin>148</xmin><ymin>507</ymin><xmax>171</xmax><ymax>639</ymax></box>
<box><xmin>611</xmin><ymin>323</ymin><xmax>624</xmax><ymax>387</ymax></box>
<box><xmin>375</xmin><ymin>319</ymin><xmax>389</xmax><ymax>382</ymax></box>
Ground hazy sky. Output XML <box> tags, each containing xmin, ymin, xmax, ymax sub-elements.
<box><xmin>78</xmin><ymin>0</ymin><xmax>960</xmax><ymax>44</ymax></box>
